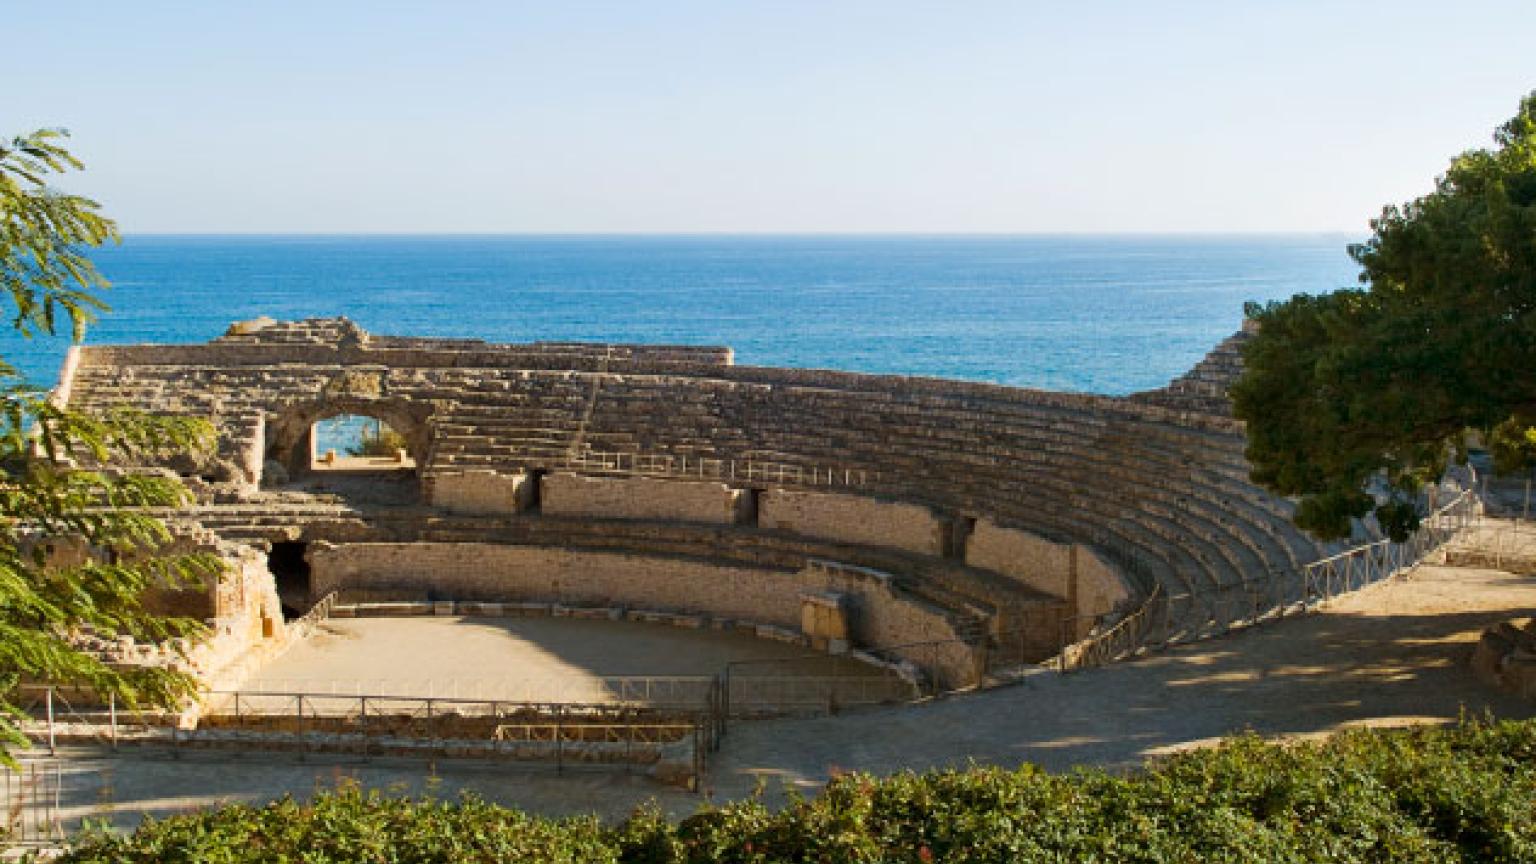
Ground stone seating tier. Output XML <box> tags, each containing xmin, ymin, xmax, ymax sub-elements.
<box><xmin>567</xmin><ymin>375</ymin><xmax>1319</xmax><ymax>583</ymax></box>
<box><xmin>61</xmin><ymin>319</ymin><xmax>1323</xmax><ymax>622</ymax></box>
<box><xmin>1129</xmin><ymin>328</ymin><xmax>1252</xmax><ymax>417</ymax></box>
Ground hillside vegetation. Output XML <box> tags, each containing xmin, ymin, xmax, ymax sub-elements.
<box><xmin>51</xmin><ymin>718</ymin><xmax>1536</xmax><ymax>863</ymax></box>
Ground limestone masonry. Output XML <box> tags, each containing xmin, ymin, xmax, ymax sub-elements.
<box><xmin>59</xmin><ymin>316</ymin><xmax>1325</xmax><ymax>689</ymax></box>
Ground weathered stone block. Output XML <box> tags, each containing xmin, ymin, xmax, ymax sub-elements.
<box><xmin>801</xmin><ymin>591</ymin><xmax>850</xmax><ymax>645</ymax></box>
<box><xmin>964</xmin><ymin>518</ymin><xmax>1131</xmax><ymax>623</ymax></box>
<box><xmin>540</xmin><ymin>472</ymin><xmax>741</xmax><ymax>524</ymax></box>
<box><xmin>760</xmin><ymin>490</ymin><xmax>945</xmax><ymax>556</ymax></box>
<box><xmin>429</xmin><ymin>470</ymin><xmax>529</xmax><ymax>515</ymax></box>
<box><xmin>966</xmin><ymin>519</ymin><xmax>1072</xmax><ymax>598</ymax></box>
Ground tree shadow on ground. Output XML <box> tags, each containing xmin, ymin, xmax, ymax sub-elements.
<box><xmin>712</xmin><ymin>571</ymin><xmax>1536</xmax><ymax>800</ymax></box>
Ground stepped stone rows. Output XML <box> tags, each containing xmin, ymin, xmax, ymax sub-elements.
<box><xmin>60</xmin><ymin>316</ymin><xmax>1324</xmax><ymax>689</ymax></box>
<box><xmin>1129</xmin><ymin>321</ymin><xmax>1254</xmax><ymax>417</ymax></box>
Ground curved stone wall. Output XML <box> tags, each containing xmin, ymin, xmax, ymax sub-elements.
<box><xmin>307</xmin><ymin>542</ymin><xmax>981</xmax><ymax>687</ymax></box>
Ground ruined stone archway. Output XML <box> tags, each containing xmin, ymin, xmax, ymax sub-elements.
<box><xmin>263</xmin><ymin>395</ymin><xmax>436</xmax><ymax>484</ymax></box>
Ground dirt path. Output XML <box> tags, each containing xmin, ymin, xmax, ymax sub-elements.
<box><xmin>705</xmin><ymin>564</ymin><xmax>1536</xmax><ymax>800</ymax></box>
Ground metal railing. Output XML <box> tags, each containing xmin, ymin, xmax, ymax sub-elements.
<box><xmin>1060</xmin><ymin>488</ymin><xmax>1480</xmax><ymax>671</ymax></box>
<box><xmin>723</xmin><ymin>674</ymin><xmax>920</xmax><ymax>716</ymax></box>
<box><xmin>1058</xmin><ymin>584</ymin><xmax>1164</xmax><ymax>671</ymax></box>
<box><xmin>567</xmin><ymin>449</ymin><xmax>873</xmax><ymax>487</ymax></box>
<box><xmin>225</xmin><ymin>676</ymin><xmax>720</xmax><ymax>712</ymax></box>
<box><xmin>228</xmin><ymin>672</ymin><xmax>921</xmax><ymax>719</ymax></box>
<box><xmin>1302</xmin><ymin>490</ymin><xmax>1476</xmax><ymax>602</ymax></box>
<box><xmin>1432</xmin><ymin>514</ymin><xmax>1536</xmax><ymax>571</ymax></box>
<box><xmin>13</xmin><ymin>685</ymin><xmax>724</xmax><ymax>789</ymax></box>
<box><xmin>1</xmin><ymin>761</ymin><xmax>64</xmax><ymax>849</ymax></box>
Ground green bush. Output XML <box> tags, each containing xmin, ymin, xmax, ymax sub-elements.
<box><xmin>346</xmin><ymin>427</ymin><xmax>409</xmax><ymax>458</ymax></box>
<box><xmin>56</xmin><ymin>719</ymin><xmax>1536</xmax><ymax>863</ymax></box>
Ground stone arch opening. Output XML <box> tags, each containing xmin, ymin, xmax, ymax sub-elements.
<box><xmin>261</xmin><ymin>396</ymin><xmax>434</xmax><ymax>504</ymax></box>
<box><xmin>311</xmin><ymin>414</ymin><xmax>416</xmax><ymax>470</ymax></box>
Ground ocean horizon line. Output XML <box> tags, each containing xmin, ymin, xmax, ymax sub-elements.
<box><xmin>4</xmin><ymin>233</ymin><xmax>1362</xmax><ymax>395</ymax></box>
<box><xmin>110</xmin><ymin>230</ymin><xmax>1362</xmax><ymax>241</ymax></box>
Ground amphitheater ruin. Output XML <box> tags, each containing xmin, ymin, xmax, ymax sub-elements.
<box><xmin>31</xmin><ymin>315</ymin><xmax>1404</xmax><ymax>786</ymax></box>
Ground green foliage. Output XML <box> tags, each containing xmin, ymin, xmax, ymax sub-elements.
<box><xmin>0</xmin><ymin>130</ymin><xmax>219</xmax><ymax>768</ymax></box>
<box><xmin>1488</xmin><ymin>415</ymin><xmax>1536</xmax><ymax>476</ymax></box>
<box><xmin>1233</xmin><ymin>91</ymin><xmax>1536</xmax><ymax>540</ymax></box>
<box><xmin>55</xmin><ymin>785</ymin><xmax>620</xmax><ymax>864</ymax></box>
<box><xmin>345</xmin><ymin>425</ymin><xmax>409</xmax><ymax>458</ymax></box>
<box><xmin>0</xmin><ymin>129</ymin><xmax>116</xmax><ymax>341</ymax></box>
<box><xmin>55</xmin><ymin>719</ymin><xmax>1536</xmax><ymax>863</ymax></box>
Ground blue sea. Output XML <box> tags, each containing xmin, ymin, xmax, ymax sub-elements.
<box><xmin>6</xmin><ymin>235</ymin><xmax>1360</xmax><ymax>395</ymax></box>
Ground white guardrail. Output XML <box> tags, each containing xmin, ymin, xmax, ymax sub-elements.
<box><xmin>567</xmin><ymin>450</ymin><xmax>874</xmax><ymax>487</ymax></box>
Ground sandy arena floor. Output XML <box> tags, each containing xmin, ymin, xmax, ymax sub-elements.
<box><xmin>17</xmin><ymin>561</ymin><xmax>1536</xmax><ymax>835</ymax></box>
<box><xmin>237</xmin><ymin>616</ymin><xmax>868</xmax><ymax>706</ymax></box>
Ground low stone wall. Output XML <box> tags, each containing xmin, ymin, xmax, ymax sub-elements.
<box><xmin>1075</xmin><ymin>548</ymin><xmax>1133</xmax><ymax>624</ymax></box>
<box><xmin>760</xmin><ymin>490</ymin><xmax>945</xmax><ymax>556</ymax></box>
<box><xmin>964</xmin><ymin>518</ymin><xmax>1131</xmax><ymax>627</ymax></box>
<box><xmin>306</xmin><ymin>542</ymin><xmax>981</xmax><ymax>684</ymax></box>
<box><xmin>802</xmin><ymin>561</ymin><xmax>975</xmax><ymax>688</ymax></box>
<box><xmin>311</xmin><ymin>542</ymin><xmax>806</xmax><ymax>630</ymax></box>
<box><xmin>540</xmin><ymin>472</ymin><xmax>743</xmax><ymax>524</ymax></box>
<box><xmin>426</xmin><ymin>470</ymin><xmax>531</xmax><ymax>515</ymax></box>
<box><xmin>966</xmin><ymin>519</ymin><xmax>1074</xmax><ymax>598</ymax></box>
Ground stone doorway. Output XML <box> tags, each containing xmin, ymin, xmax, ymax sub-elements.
<box><xmin>268</xmin><ymin>541</ymin><xmax>312</xmax><ymax>619</ymax></box>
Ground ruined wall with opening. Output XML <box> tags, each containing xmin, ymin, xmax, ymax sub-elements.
<box><xmin>58</xmin><ymin>317</ymin><xmax>1328</xmax><ymax>681</ymax></box>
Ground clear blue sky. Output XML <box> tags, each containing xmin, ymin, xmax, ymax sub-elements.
<box><xmin>5</xmin><ymin>1</ymin><xmax>1533</xmax><ymax>233</ymax></box>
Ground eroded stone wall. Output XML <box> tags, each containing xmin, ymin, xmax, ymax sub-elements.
<box><xmin>310</xmin><ymin>542</ymin><xmax>808</xmax><ymax>626</ymax></box>
<box><xmin>540</xmin><ymin>472</ymin><xmax>743</xmax><ymax>524</ymax></box>
<box><xmin>760</xmin><ymin>490</ymin><xmax>945</xmax><ymax>556</ymax></box>
<box><xmin>427</xmin><ymin>470</ymin><xmax>531</xmax><ymax>515</ymax></box>
<box><xmin>306</xmin><ymin>542</ymin><xmax>977</xmax><ymax>680</ymax></box>
<box><xmin>965</xmin><ymin>518</ymin><xmax>1131</xmax><ymax>626</ymax></box>
<box><xmin>198</xmin><ymin>545</ymin><xmax>291</xmax><ymax>690</ymax></box>
<box><xmin>57</xmin><ymin>538</ymin><xmax>290</xmax><ymax>706</ymax></box>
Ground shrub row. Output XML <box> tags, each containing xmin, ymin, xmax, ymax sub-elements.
<box><xmin>54</xmin><ymin>718</ymin><xmax>1536</xmax><ymax>863</ymax></box>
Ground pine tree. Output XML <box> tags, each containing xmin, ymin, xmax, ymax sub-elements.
<box><xmin>1233</xmin><ymin>92</ymin><xmax>1536</xmax><ymax>541</ymax></box>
